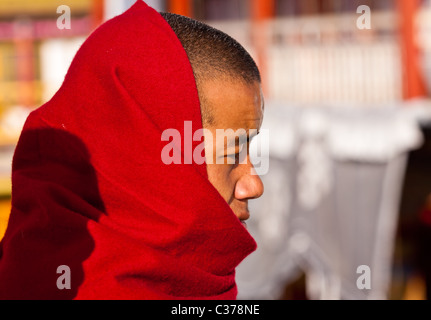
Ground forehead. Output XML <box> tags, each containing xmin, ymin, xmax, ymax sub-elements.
<box><xmin>201</xmin><ymin>79</ymin><xmax>264</xmax><ymax>131</ymax></box>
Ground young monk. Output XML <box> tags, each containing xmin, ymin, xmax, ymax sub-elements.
<box><xmin>0</xmin><ymin>1</ymin><xmax>264</xmax><ymax>299</ymax></box>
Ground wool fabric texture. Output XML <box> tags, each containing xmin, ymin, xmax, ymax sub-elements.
<box><xmin>0</xmin><ymin>0</ymin><xmax>256</xmax><ymax>299</ymax></box>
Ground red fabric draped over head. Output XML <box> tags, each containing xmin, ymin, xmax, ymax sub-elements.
<box><xmin>0</xmin><ymin>0</ymin><xmax>256</xmax><ymax>299</ymax></box>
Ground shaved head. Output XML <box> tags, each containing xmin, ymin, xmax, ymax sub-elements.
<box><xmin>160</xmin><ymin>12</ymin><xmax>261</xmax><ymax>126</ymax></box>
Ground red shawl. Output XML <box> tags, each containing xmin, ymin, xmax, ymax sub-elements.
<box><xmin>0</xmin><ymin>0</ymin><xmax>256</xmax><ymax>299</ymax></box>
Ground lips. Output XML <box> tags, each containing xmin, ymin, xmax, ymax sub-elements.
<box><xmin>239</xmin><ymin>211</ymin><xmax>250</xmax><ymax>221</ymax></box>
<box><xmin>238</xmin><ymin>211</ymin><xmax>250</xmax><ymax>227</ymax></box>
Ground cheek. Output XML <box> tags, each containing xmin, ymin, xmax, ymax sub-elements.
<box><xmin>206</xmin><ymin>163</ymin><xmax>237</xmax><ymax>202</ymax></box>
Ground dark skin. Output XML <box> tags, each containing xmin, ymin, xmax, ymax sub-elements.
<box><xmin>202</xmin><ymin>78</ymin><xmax>265</xmax><ymax>228</ymax></box>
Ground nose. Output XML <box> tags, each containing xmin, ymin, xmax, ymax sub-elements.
<box><xmin>234</xmin><ymin>161</ymin><xmax>264</xmax><ymax>200</ymax></box>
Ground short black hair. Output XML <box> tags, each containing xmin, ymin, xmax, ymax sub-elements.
<box><xmin>160</xmin><ymin>12</ymin><xmax>261</xmax><ymax>125</ymax></box>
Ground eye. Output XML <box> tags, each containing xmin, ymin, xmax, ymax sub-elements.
<box><xmin>224</xmin><ymin>144</ymin><xmax>247</xmax><ymax>165</ymax></box>
<box><xmin>226</xmin><ymin>152</ymin><xmax>239</xmax><ymax>160</ymax></box>
<box><xmin>222</xmin><ymin>152</ymin><xmax>239</xmax><ymax>166</ymax></box>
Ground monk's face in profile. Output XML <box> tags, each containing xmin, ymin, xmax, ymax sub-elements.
<box><xmin>202</xmin><ymin>79</ymin><xmax>264</xmax><ymax>227</ymax></box>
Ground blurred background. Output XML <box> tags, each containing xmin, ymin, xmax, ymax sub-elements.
<box><xmin>0</xmin><ymin>0</ymin><xmax>431</xmax><ymax>300</ymax></box>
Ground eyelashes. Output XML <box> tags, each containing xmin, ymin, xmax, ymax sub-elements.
<box><xmin>225</xmin><ymin>150</ymin><xmax>247</xmax><ymax>165</ymax></box>
<box><xmin>226</xmin><ymin>153</ymin><xmax>240</xmax><ymax>161</ymax></box>
<box><xmin>220</xmin><ymin>143</ymin><xmax>248</xmax><ymax>165</ymax></box>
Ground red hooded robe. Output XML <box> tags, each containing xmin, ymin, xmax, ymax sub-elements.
<box><xmin>0</xmin><ymin>0</ymin><xmax>256</xmax><ymax>299</ymax></box>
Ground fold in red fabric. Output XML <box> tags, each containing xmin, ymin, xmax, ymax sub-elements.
<box><xmin>0</xmin><ymin>0</ymin><xmax>256</xmax><ymax>299</ymax></box>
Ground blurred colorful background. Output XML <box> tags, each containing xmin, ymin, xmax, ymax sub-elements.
<box><xmin>0</xmin><ymin>0</ymin><xmax>431</xmax><ymax>300</ymax></box>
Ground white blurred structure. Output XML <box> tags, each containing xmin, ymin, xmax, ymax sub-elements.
<box><xmin>210</xmin><ymin>10</ymin><xmax>402</xmax><ymax>106</ymax></box>
<box><xmin>237</xmin><ymin>101</ymin><xmax>425</xmax><ymax>300</ymax></box>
